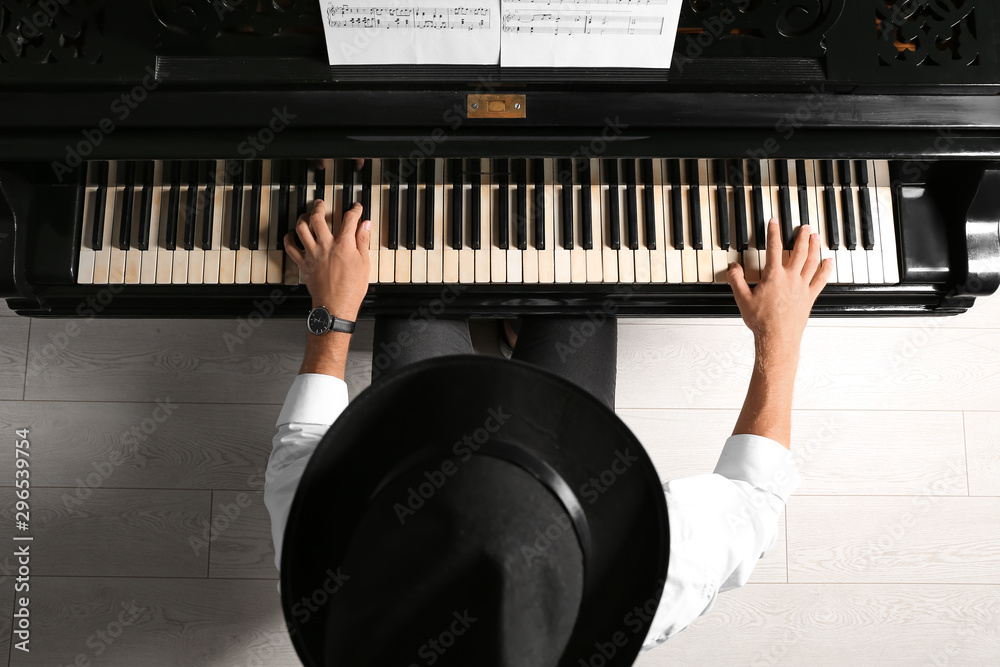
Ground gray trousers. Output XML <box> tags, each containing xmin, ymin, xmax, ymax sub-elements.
<box><xmin>371</xmin><ymin>317</ymin><xmax>617</xmax><ymax>411</ymax></box>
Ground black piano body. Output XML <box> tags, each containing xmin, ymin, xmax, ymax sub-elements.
<box><xmin>0</xmin><ymin>0</ymin><xmax>998</xmax><ymax>318</ymax></box>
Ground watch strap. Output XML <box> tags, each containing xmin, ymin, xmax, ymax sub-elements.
<box><xmin>330</xmin><ymin>316</ymin><xmax>356</xmax><ymax>334</ymax></box>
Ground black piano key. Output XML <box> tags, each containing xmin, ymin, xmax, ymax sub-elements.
<box><xmin>729</xmin><ymin>159</ymin><xmax>749</xmax><ymax>252</ymax></box>
<box><xmin>246</xmin><ymin>160</ymin><xmax>262</xmax><ymax>251</ymax></box>
<box><xmin>118</xmin><ymin>161</ymin><xmax>137</xmax><ymax>250</ymax></box>
<box><xmin>713</xmin><ymin>159</ymin><xmax>729</xmax><ymax>250</ymax></box>
<box><xmin>515</xmin><ymin>159</ymin><xmax>527</xmax><ymax>251</ymax></box>
<box><xmin>686</xmin><ymin>159</ymin><xmax>703</xmax><ymax>250</ymax></box>
<box><xmin>450</xmin><ymin>159</ymin><xmax>463</xmax><ymax>250</ymax></box>
<box><xmin>820</xmin><ymin>160</ymin><xmax>839</xmax><ymax>249</ymax></box>
<box><xmin>92</xmin><ymin>161</ymin><xmax>109</xmax><ymax>251</ymax></box>
<box><xmin>796</xmin><ymin>160</ymin><xmax>810</xmax><ymax>228</ymax></box>
<box><xmin>557</xmin><ymin>158</ymin><xmax>573</xmax><ymax>250</ymax></box>
<box><xmin>405</xmin><ymin>159</ymin><xmax>418</xmax><ymax>250</ymax></box>
<box><xmin>532</xmin><ymin>158</ymin><xmax>545</xmax><ymax>250</ymax></box>
<box><xmin>839</xmin><ymin>161</ymin><xmax>857</xmax><ymax>249</ymax></box>
<box><xmin>469</xmin><ymin>159</ymin><xmax>481</xmax><ymax>250</ymax></box>
<box><xmin>137</xmin><ymin>161</ymin><xmax>154</xmax><ymax>251</ymax></box>
<box><xmin>624</xmin><ymin>159</ymin><xmax>638</xmax><ymax>250</ymax></box>
<box><xmin>748</xmin><ymin>158</ymin><xmax>766</xmax><ymax>250</ymax></box>
<box><xmin>386</xmin><ymin>159</ymin><xmax>399</xmax><ymax>250</ymax></box>
<box><xmin>423</xmin><ymin>159</ymin><xmax>435</xmax><ymax>249</ymax></box>
<box><xmin>856</xmin><ymin>160</ymin><xmax>875</xmax><ymax>250</ymax></box>
<box><xmin>577</xmin><ymin>159</ymin><xmax>592</xmax><ymax>250</ymax></box>
<box><xmin>360</xmin><ymin>159</ymin><xmax>372</xmax><ymax>219</ymax></box>
<box><xmin>605</xmin><ymin>158</ymin><xmax>621</xmax><ymax>250</ymax></box>
<box><xmin>201</xmin><ymin>161</ymin><xmax>216</xmax><ymax>250</ymax></box>
<box><xmin>640</xmin><ymin>158</ymin><xmax>655</xmax><ymax>250</ymax></box>
<box><xmin>775</xmin><ymin>160</ymin><xmax>793</xmax><ymax>247</ymax></box>
<box><xmin>228</xmin><ymin>159</ymin><xmax>244</xmax><ymax>251</ymax></box>
<box><xmin>667</xmin><ymin>158</ymin><xmax>682</xmax><ymax>249</ymax></box>
<box><xmin>342</xmin><ymin>159</ymin><xmax>355</xmax><ymax>215</ymax></box>
<box><xmin>179</xmin><ymin>161</ymin><xmax>196</xmax><ymax>251</ymax></box>
<box><xmin>494</xmin><ymin>158</ymin><xmax>509</xmax><ymax>250</ymax></box>
<box><xmin>164</xmin><ymin>161</ymin><xmax>182</xmax><ymax>251</ymax></box>
<box><xmin>274</xmin><ymin>161</ymin><xmax>289</xmax><ymax>250</ymax></box>
<box><xmin>313</xmin><ymin>162</ymin><xmax>325</xmax><ymax>203</ymax></box>
<box><xmin>295</xmin><ymin>161</ymin><xmax>308</xmax><ymax>216</ymax></box>
<box><xmin>838</xmin><ymin>159</ymin><xmax>852</xmax><ymax>186</ymax></box>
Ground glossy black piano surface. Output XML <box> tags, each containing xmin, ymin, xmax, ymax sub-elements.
<box><xmin>0</xmin><ymin>0</ymin><xmax>998</xmax><ymax>318</ymax></box>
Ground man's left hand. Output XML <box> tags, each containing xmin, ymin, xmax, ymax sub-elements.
<box><xmin>284</xmin><ymin>199</ymin><xmax>371</xmax><ymax>321</ymax></box>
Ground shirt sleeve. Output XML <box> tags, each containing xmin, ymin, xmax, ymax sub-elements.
<box><xmin>641</xmin><ymin>434</ymin><xmax>801</xmax><ymax>651</ymax></box>
<box><xmin>264</xmin><ymin>373</ymin><xmax>350</xmax><ymax>591</ymax></box>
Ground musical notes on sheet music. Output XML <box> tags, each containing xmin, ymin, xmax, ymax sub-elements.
<box><xmin>327</xmin><ymin>4</ymin><xmax>491</xmax><ymax>30</ymax></box>
<box><xmin>502</xmin><ymin>10</ymin><xmax>662</xmax><ymax>35</ymax></box>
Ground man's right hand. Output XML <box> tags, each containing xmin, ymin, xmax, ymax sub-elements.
<box><xmin>727</xmin><ymin>219</ymin><xmax>834</xmax><ymax>359</ymax></box>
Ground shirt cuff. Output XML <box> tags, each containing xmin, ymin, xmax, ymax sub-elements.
<box><xmin>275</xmin><ymin>373</ymin><xmax>350</xmax><ymax>427</ymax></box>
<box><xmin>713</xmin><ymin>434</ymin><xmax>802</xmax><ymax>504</ymax></box>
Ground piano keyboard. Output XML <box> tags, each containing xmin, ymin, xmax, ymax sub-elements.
<box><xmin>76</xmin><ymin>158</ymin><xmax>899</xmax><ymax>286</ymax></box>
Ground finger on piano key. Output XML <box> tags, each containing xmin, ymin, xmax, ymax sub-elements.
<box><xmin>251</xmin><ymin>159</ymin><xmax>271</xmax><ymax>284</ymax></box>
<box><xmin>107</xmin><ymin>163</ymin><xmax>128</xmax><ymax>284</ymax></box>
<box><xmin>506</xmin><ymin>158</ymin><xmax>524</xmax><ymax>283</ymax></box>
<box><xmin>873</xmin><ymin>160</ymin><xmax>900</xmax><ymax>284</ymax></box>
<box><xmin>603</xmin><ymin>158</ymin><xmax>621</xmax><ymax>250</ymax></box>
<box><xmin>553</xmin><ymin>158</ymin><xmax>571</xmax><ymax>283</ymax></box>
<box><xmin>458</xmin><ymin>159</ymin><xmax>476</xmax><ymax>283</ymax></box>
<box><xmin>410</xmin><ymin>158</ymin><xmax>427</xmax><ymax>284</ymax></box>
<box><xmin>313</xmin><ymin>160</ymin><xmax>326</xmax><ymax>206</ymax></box>
<box><xmin>138</xmin><ymin>160</ymin><xmax>155</xmax><ymax>252</ymax></box>
<box><xmin>340</xmin><ymin>158</ymin><xmax>355</xmax><ymax>228</ymax></box>
<box><xmin>428</xmin><ymin>158</ymin><xmax>445</xmax><ymax>283</ymax></box>
<box><xmin>296</xmin><ymin>161</ymin><xmax>309</xmax><ymax>218</ymax></box>
<box><xmin>267</xmin><ymin>160</ymin><xmax>286</xmax><ymax>285</ymax></box>
<box><xmin>77</xmin><ymin>162</ymin><xmax>100</xmax><ymax>284</ymax></box>
<box><xmin>599</xmin><ymin>158</ymin><xmax>618</xmax><ymax>283</ymax></box>
<box><xmin>138</xmin><ymin>161</ymin><xmax>164</xmax><ymax>285</ymax></box>
<box><xmin>246</xmin><ymin>159</ymin><xmax>262</xmax><ymax>252</ymax></box>
<box><xmin>653</xmin><ymin>159</ymin><xmax>679</xmax><ymax>283</ymax></box>
<box><xmin>806</xmin><ymin>160</ymin><xmax>837</xmax><ymax>283</ymax></box>
<box><xmin>586</xmin><ymin>157</ymin><xmax>604</xmax><ymax>283</ymax></box>
<box><xmin>423</xmin><ymin>158</ymin><xmax>436</xmax><ymax>251</ymax></box>
<box><xmin>630</xmin><ymin>159</ymin><xmax>651</xmax><ymax>283</ymax></box>
<box><xmin>119</xmin><ymin>161</ymin><xmax>137</xmax><ymax>251</ymax></box>
<box><xmin>569</xmin><ymin>159</ymin><xmax>587</xmax><ymax>284</ymax></box>
<box><xmin>673</xmin><ymin>158</ymin><xmax>697</xmax><ymax>283</ymax></box>
<box><xmin>491</xmin><ymin>158</ymin><xmax>508</xmax><ymax>282</ymax></box>
<box><xmin>740</xmin><ymin>160</ymin><xmax>762</xmax><ymax>282</ymax></box>
<box><xmin>707</xmin><ymin>159</ymin><xmax>729</xmax><ymax>283</ymax></box>
<box><xmin>379</xmin><ymin>158</ymin><xmax>398</xmax><ymax>284</ymax></box>
<box><xmin>444</xmin><ymin>158</ymin><xmax>461</xmax><ymax>283</ymax></box>
<box><xmin>155</xmin><ymin>160</ymin><xmax>177</xmax><ymax>285</ymax></box>
<box><xmin>475</xmin><ymin>158</ymin><xmax>492</xmax><ymax>283</ymax></box>
<box><xmin>532</xmin><ymin>157</ymin><xmax>546</xmax><ymax>250</ymax></box>
<box><xmin>695</xmin><ymin>160</ymin><xmax>714</xmax><ymax>283</ymax></box>
<box><xmin>366</xmin><ymin>158</ymin><xmax>382</xmax><ymax>284</ymax></box>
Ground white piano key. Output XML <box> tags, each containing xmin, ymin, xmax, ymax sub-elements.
<box><xmin>553</xmin><ymin>161</ymin><xmax>571</xmax><ymax>284</ymax></box>
<box><xmin>139</xmin><ymin>161</ymin><xmax>164</xmax><ymax>285</ymax></box>
<box><xmin>475</xmin><ymin>158</ymin><xmax>491</xmax><ymax>284</ymax></box>
<box><xmin>802</xmin><ymin>159</ymin><xmax>834</xmax><ymax>283</ymax></box>
<box><xmin>521</xmin><ymin>161</ymin><xmax>539</xmax><ymax>284</ymax></box>
<box><xmin>325</xmin><ymin>159</ymin><xmax>339</xmax><ymax>234</ymax></box>
<box><xmin>874</xmin><ymin>160</ymin><xmax>900</xmax><ymax>284</ymax></box>
<box><xmin>631</xmin><ymin>160</ymin><xmax>651</xmax><ymax>284</ymax></box>
<box><xmin>706</xmin><ymin>161</ymin><xmax>729</xmax><ymax>284</ymax></box>
<box><xmin>754</xmin><ymin>158</ymin><xmax>773</xmax><ymax>277</ymax></box>
<box><xmin>443</xmin><ymin>160</ymin><xmax>460</xmax><ymax>284</ymax></box>
<box><xmin>695</xmin><ymin>159</ymin><xmax>714</xmax><ymax>283</ymax></box>
<box><xmin>92</xmin><ymin>161</ymin><xmax>118</xmax><ymax>285</ymax></box>
<box><xmin>107</xmin><ymin>180</ymin><xmax>127</xmax><ymax>285</ymax></box>
<box><xmin>378</xmin><ymin>162</ymin><xmax>396</xmax><ymax>284</ymax></box>
<box><xmin>458</xmin><ymin>162</ymin><xmax>476</xmax><ymax>284</ymax></box>
<box><xmin>410</xmin><ymin>163</ymin><xmax>428</xmax><ymax>285</ymax></box>
<box><xmin>741</xmin><ymin>169</ymin><xmax>762</xmax><ymax>283</ymax></box>
<box><xmin>858</xmin><ymin>160</ymin><xmax>883</xmax><ymax>284</ymax></box>
<box><xmin>394</xmin><ymin>165</ymin><xmax>413</xmax><ymax>284</ymax></box>
<box><xmin>844</xmin><ymin>163</ymin><xmax>869</xmax><ymax>285</ymax></box>
<box><xmin>536</xmin><ymin>159</ymin><xmax>555</xmax><ymax>284</ymax></box>
<box><xmin>427</xmin><ymin>159</ymin><xmax>445</xmax><ymax>284</ymax></box>
<box><xmin>203</xmin><ymin>160</ymin><xmax>227</xmax><ymax>285</ymax></box>
<box><xmin>505</xmin><ymin>161</ymin><xmax>523</xmax><ymax>283</ymax></box>
<box><xmin>367</xmin><ymin>158</ymin><xmax>382</xmax><ymax>285</ymax></box>
<box><xmin>171</xmin><ymin>182</ymin><xmax>191</xmax><ymax>286</ymax></box>
<box><xmin>77</xmin><ymin>162</ymin><xmax>99</xmax><ymax>285</ymax></box>
<box><xmin>570</xmin><ymin>162</ymin><xmax>587</xmax><ymax>284</ymax></box>
<box><xmin>598</xmin><ymin>159</ymin><xmax>618</xmax><ymax>283</ymax></box>
<box><xmin>654</xmin><ymin>159</ymin><xmax>681</xmax><ymax>284</ymax></box>
<box><xmin>187</xmin><ymin>176</ymin><xmax>207</xmax><ymax>285</ymax></box>
<box><xmin>674</xmin><ymin>160</ymin><xmax>698</xmax><ymax>283</ymax></box>
<box><xmin>724</xmin><ymin>169</ymin><xmax>741</xmax><ymax>282</ymax></box>
<box><xmin>829</xmin><ymin>164</ymin><xmax>854</xmax><ymax>285</ymax></box>
<box><xmin>585</xmin><ymin>157</ymin><xmax>603</xmax><ymax>283</ymax></box>
<box><xmin>616</xmin><ymin>160</ymin><xmax>635</xmax><ymax>284</ymax></box>
<box><xmin>250</xmin><ymin>160</ymin><xmax>271</xmax><ymax>284</ymax></box>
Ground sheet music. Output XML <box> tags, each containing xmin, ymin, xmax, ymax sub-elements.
<box><xmin>500</xmin><ymin>0</ymin><xmax>682</xmax><ymax>68</ymax></box>
<box><xmin>321</xmin><ymin>0</ymin><xmax>500</xmax><ymax>64</ymax></box>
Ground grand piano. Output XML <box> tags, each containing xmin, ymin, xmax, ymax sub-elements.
<box><xmin>1</xmin><ymin>0</ymin><xmax>998</xmax><ymax>318</ymax></box>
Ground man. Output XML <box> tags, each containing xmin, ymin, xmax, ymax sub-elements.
<box><xmin>265</xmin><ymin>197</ymin><xmax>833</xmax><ymax>665</ymax></box>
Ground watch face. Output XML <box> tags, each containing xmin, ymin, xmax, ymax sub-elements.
<box><xmin>308</xmin><ymin>307</ymin><xmax>332</xmax><ymax>335</ymax></box>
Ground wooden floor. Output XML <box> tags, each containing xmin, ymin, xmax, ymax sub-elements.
<box><xmin>0</xmin><ymin>294</ymin><xmax>998</xmax><ymax>666</ymax></box>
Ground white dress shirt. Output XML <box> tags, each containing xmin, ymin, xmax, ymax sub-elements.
<box><xmin>264</xmin><ymin>373</ymin><xmax>801</xmax><ymax>653</ymax></box>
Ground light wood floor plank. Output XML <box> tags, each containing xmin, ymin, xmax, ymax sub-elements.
<box><xmin>0</xmin><ymin>401</ymin><xmax>275</xmax><ymax>490</ymax></box>
<box><xmin>787</xmin><ymin>496</ymin><xmax>1000</xmax><ymax>583</ymax></box>
<box><xmin>617</xmin><ymin>323</ymin><xmax>1000</xmax><ymax>411</ymax></box>
<box><xmin>0</xmin><ymin>489</ymin><xmax>210</xmax><ymax>577</ymax></box>
<box><xmin>633</xmin><ymin>584</ymin><xmax>1000</xmax><ymax>667</ymax></box>
<box><xmin>24</xmin><ymin>319</ymin><xmax>305</xmax><ymax>403</ymax></box>
<box><xmin>0</xmin><ymin>318</ymin><xmax>28</xmax><ymax>400</ymax></box>
<box><xmin>7</xmin><ymin>577</ymin><xmax>300</xmax><ymax>667</ymax></box>
<box><xmin>965</xmin><ymin>411</ymin><xmax>1000</xmax><ymax>496</ymax></box>
<box><xmin>208</xmin><ymin>491</ymin><xmax>276</xmax><ymax>580</ymax></box>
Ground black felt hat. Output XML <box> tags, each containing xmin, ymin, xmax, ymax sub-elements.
<box><xmin>281</xmin><ymin>355</ymin><xmax>669</xmax><ymax>667</ymax></box>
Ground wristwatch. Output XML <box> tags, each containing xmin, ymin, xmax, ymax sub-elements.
<box><xmin>307</xmin><ymin>305</ymin><xmax>356</xmax><ymax>335</ymax></box>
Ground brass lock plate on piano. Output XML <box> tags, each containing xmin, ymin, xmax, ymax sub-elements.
<box><xmin>467</xmin><ymin>94</ymin><xmax>526</xmax><ymax>119</ymax></box>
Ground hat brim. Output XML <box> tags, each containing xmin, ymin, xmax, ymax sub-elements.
<box><xmin>281</xmin><ymin>355</ymin><xmax>669</xmax><ymax>667</ymax></box>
